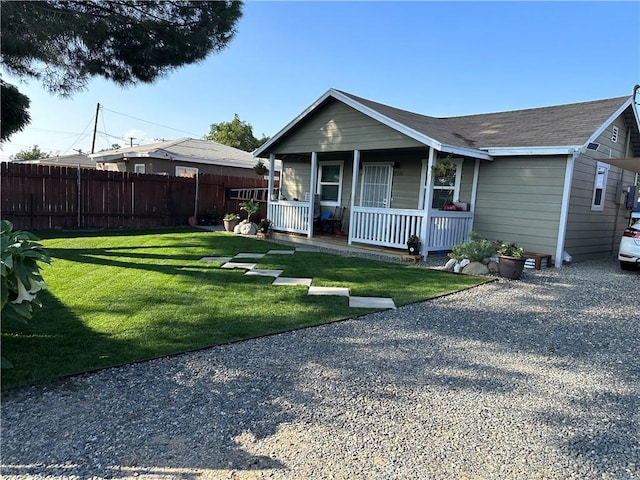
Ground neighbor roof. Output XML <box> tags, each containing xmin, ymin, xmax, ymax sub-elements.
<box><xmin>13</xmin><ymin>153</ymin><xmax>95</xmax><ymax>168</ymax></box>
<box><xmin>255</xmin><ymin>88</ymin><xmax>637</xmax><ymax>159</ymax></box>
<box><xmin>91</xmin><ymin>138</ymin><xmax>280</xmax><ymax>171</ymax></box>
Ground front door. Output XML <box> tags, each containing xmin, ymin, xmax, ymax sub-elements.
<box><xmin>360</xmin><ymin>164</ymin><xmax>393</xmax><ymax>208</ymax></box>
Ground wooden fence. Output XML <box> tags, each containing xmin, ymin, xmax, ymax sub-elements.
<box><xmin>1</xmin><ymin>163</ymin><xmax>273</xmax><ymax>230</ymax></box>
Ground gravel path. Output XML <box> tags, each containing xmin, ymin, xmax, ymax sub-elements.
<box><xmin>2</xmin><ymin>257</ymin><xmax>638</xmax><ymax>480</ymax></box>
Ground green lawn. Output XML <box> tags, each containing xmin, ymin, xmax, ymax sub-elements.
<box><xmin>1</xmin><ymin>228</ymin><xmax>491</xmax><ymax>389</ymax></box>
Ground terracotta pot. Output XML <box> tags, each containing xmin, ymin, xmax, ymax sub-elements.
<box><xmin>223</xmin><ymin>219</ymin><xmax>239</xmax><ymax>232</ymax></box>
<box><xmin>497</xmin><ymin>255</ymin><xmax>526</xmax><ymax>279</ymax></box>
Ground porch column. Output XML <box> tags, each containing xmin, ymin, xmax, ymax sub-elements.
<box><xmin>267</xmin><ymin>154</ymin><xmax>276</xmax><ymax>214</ymax></box>
<box><xmin>308</xmin><ymin>151</ymin><xmax>318</xmax><ymax>238</ymax></box>
<box><xmin>468</xmin><ymin>158</ymin><xmax>480</xmax><ymax>231</ymax></box>
<box><xmin>555</xmin><ymin>153</ymin><xmax>576</xmax><ymax>268</ymax></box>
<box><xmin>348</xmin><ymin>150</ymin><xmax>360</xmax><ymax>246</ymax></box>
<box><xmin>421</xmin><ymin>147</ymin><xmax>436</xmax><ymax>256</ymax></box>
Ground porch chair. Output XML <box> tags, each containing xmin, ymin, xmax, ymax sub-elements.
<box><xmin>330</xmin><ymin>206</ymin><xmax>346</xmax><ymax>233</ymax></box>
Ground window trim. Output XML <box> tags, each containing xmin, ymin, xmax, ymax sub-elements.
<box><xmin>134</xmin><ymin>163</ymin><xmax>146</xmax><ymax>174</ymax></box>
<box><xmin>590</xmin><ymin>161</ymin><xmax>609</xmax><ymax>212</ymax></box>
<box><xmin>316</xmin><ymin>161</ymin><xmax>344</xmax><ymax>207</ymax></box>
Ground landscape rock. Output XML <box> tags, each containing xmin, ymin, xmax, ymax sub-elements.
<box><xmin>444</xmin><ymin>258</ymin><xmax>457</xmax><ymax>271</ymax></box>
<box><xmin>487</xmin><ymin>261</ymin><xmax>499</xmax><ymax>273</ymax></box>
<box><xmin>461</xmin><ymin>261</ymin><xmax>490</xmax><ymax>275</ymax></box>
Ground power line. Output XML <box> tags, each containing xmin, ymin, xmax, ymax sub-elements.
<box><xmin>100</xmin><ymin>106</ymin><xmax>202</xmax><ymax>138</ymax></box>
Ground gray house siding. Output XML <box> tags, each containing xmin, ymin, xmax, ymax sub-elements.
<box><xmin>472</xmin><ymin>156</ymin><xmax>566</xmax><ymax>255</ymax></box>
<box><xmin>271</xmin><ymin>100</ymin><xmax>424</xmax><ymax>154</ymax></box>
<box><xmin>117</xmin><ymin>158</ymin><xmax>259</xmax><ymax>178</ymax></box>
<box><xmin>565</xmin><ymin>118</ymin><xmax>636</xmax><ymax>260</ymax></box>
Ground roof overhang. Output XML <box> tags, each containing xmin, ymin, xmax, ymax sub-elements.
<box><xmin>601</xmin><ymin>157</ymin><xmax>640</xmax><ymax>174</ymax></box>
<box><xmin>483</xmin><ymin>146</ymin><xmax>580</xmax><ymax>156</ymax></box>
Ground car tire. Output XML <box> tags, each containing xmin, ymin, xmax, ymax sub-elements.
<box><xmin>620</xmin><ymin>261</ymin><xmax>638</xmax><ymax>271</ymax></box>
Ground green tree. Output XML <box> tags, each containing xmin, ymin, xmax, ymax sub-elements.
<box><xmin>0</xmin><ymin>81</ymin><xmax>31</xmax><ymax>141</ymax></box>
<box><xmin>11</xmin><ymin>145</ymin><xmax>50</xmax><ymax>161</ymax></box>
<box><xmin>205</xmin><ymin>114</ymin><xmax>269</xmax><ymax>152</ymax></box>
<box><xmin>0</xmin><ymin>1</ymin><xmax>243</xmax><ymax>140</ymax></box>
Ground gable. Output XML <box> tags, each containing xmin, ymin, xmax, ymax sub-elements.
<box><xmin>267</xmin><ymin>99</ymin><xmax>424</xmax><ymax>154</ymax></box>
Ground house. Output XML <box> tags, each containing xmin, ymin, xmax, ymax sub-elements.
<box><xmin>254</xmin><ymin>88</ymin><xmax>640</xmax><ymax>267</ymax></box>
<box><xmin>90</xmin><ymin>137</ymin><xmax>280</xmax><ymax>178</ymax></box>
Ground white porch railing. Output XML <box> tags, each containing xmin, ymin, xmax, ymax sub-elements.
<box><xmin>268</xmin><ymin>201</ymin><xmax>310</xmax><ymax>234</ymax></box>
<box><xmin>427</xmin><ymin>211</ymin><xmax>474</xmax><ymax>251</ymax></box>
<box><xmin>350</xmin><ymin>207</ymin><xmax>474</xmax><ymax>251</ymax></box>
<box><xmin>350</xmin><ymin>207</ymin><xmax>424</xmax><ymax>248</ymax></box>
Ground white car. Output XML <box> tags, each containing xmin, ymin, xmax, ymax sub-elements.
<box><xmin>618</xmin><ymin>220</ymin><xmax>640</xmax><ymax>270</ymax></box>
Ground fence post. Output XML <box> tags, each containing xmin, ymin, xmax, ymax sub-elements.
<box><xmin>77</xmin><ymin>165</ymin><xmax>82</xmax><ymax>228</ymax></box>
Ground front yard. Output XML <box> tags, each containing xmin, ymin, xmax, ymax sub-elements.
<box><xmin>1</xmin><ymin>228</ymin><xmax>491</xmax><ymax>389</ymax></box>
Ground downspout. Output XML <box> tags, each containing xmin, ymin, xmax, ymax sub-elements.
<box><xmin>348</xmin><ymin>150</ymin><xmax>360</xmax><ymax>246</ymax></box>
<box><xmin>555</xmin><ymin>152</ymin><xmax>576</xmax><ymax>268</ymax></box>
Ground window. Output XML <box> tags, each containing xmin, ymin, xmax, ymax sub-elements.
<box><xmin>360</xmin><ymin>163</ymin><xmax>393</xmax><ymax>208</ymax></box>
<box><xmin>611</xmin><ymin>126</ymin><xmax>619</xmax><ymax>143</ymax></box>
<box><xmin>429</xmin><ymin>159</ymin><xmax>462</xmax><ymax>209</ymax></box>
<box><xmin>176</xmin><ymin>166</ymin><xmax>198</xmax><ymax>178</ymax></box>
<box><xmin>591</xmin><ymin>162</ymin><xmax>609</xmax><ymax>211</ymax></box>
<box><xmin>317</xmin><ymin>162</ymin><xmax>343</xmax><ymax>206</ymax></box>
<box><xmin>134</xmin><ymin>164</ymin><xmax>145</xmax><ymax>174</ymax></box>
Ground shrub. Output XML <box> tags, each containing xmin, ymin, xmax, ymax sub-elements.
<box><xmin>1</xmin><ymin>220</ymin><xmax>51</xmax><ymax>323</ymax></box>
<box><xmin>448</xmin><ymin>232</ymin><xmax>496</xmax><ymax>262</ymax></box>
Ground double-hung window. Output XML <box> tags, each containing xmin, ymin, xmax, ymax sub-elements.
<box><xmin>317</xmin><ymin>162</ymin><xmax>343</xmax><ymax>206</ymax></box>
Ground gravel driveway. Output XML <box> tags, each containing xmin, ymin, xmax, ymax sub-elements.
<box><xmin>2</xmin><ymin>258</ymin><xmax>638</xmax><ymax>480</ymax></box>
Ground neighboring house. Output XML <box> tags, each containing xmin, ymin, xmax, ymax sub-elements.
<box><xmin>254</xmin><ymin>88</ymin><xmax>640</xmax><ymax>267</ymax></box>
<box><xmin>13</xmin><ymin>153</ymin><xmax>95</xmax><ymax>168</ymax></box>
<box><xmin>90</xmin><ymin>138</ymin><xmax>280</xmax><ymax>178</ymax></box>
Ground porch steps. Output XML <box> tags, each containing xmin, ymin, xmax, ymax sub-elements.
<box><xmin>202</xmin><ymin>249</ymin><xmax>396</xmax><ymax>310</ymax></box>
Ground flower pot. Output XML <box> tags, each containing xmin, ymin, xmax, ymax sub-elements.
<box><xmin>223</xmin><ymin>219</ymin><xmax>239</xmax><ymax>232</ymax></box>
<box><xmin>497</xmin><ymin>255</ymin><xmax>526</xmax><ymax>279</ymax></box>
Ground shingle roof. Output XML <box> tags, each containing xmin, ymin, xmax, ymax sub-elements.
<box><xmin>91</xmin><ymin>138</ymin><xmax>280</xmax><ymax>170</ymax></box>
<box><xmin>338</xmin><ymin>91</ymin><xmax>631</xmax><ymax>149</ymax></box>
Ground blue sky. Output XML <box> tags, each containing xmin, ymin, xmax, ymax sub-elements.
<box><xmin>2</xmin><ymin>1</ymin><xmax>639</xmax><ymax>161</ymax></box>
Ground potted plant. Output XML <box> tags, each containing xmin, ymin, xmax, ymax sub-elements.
<box><xmin>406</xmin><ymin>234</ymin><xmax>421</xmax><ymax>255</ymax></box>
<box><xmin>258</xmin><ymin>218</ymin><xmax>272</xmax><ymax>233</ymax></box>
<box><xmin>223</xmin><ymin>213</ymin><xmax>240</xmax><ymax>232</ymax></box>
<box><xmin>253</xmin><ymin>160</ymin><xmax>268</xmax><ymax>176</ymax></box>
<box><xmin>495</xmin><ymin>241</ymin><xmax>526</xmax><ymax>279</ymax></box>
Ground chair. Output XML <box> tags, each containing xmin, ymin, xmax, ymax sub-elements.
<box><xmin>330</xmin><ymin>206</ymin><xmax>346</xmax><ymax>233</ymax></box>
<box><xmin>319</xmin><ymin>210</ymin><xmax>333</xmax><ymax>232</ymax></box>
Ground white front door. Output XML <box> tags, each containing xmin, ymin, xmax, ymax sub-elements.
<box><xmin>360</xmin><ymin>164</ymin><xmax>393</xmax><ymax>208</ymax></box>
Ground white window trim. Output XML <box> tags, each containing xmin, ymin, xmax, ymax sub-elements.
<box><xmin>427</xmin><ymin>159</ymin><xmax>462</xmax><ymax>209</ymax></box>
<box><xmin>134</xmin><ymin>163</ymin><xmax>146</xmax><ymax>174</ymax></box>
<box><xmin>316</xmin><ymin>161</ymin><xmax>343</xmax><ymax>207</ymax></box>
<box><xmin>175</xmin><ymin>166</ymin><xmax>198</xmax><ymax>178</ymax></box>
<box><xmin>359</xmin><ymin>162</ymin><xmax>394</xmax><ymax>208</ymax></box>
<box><xmin>590</xmin><ymin>161</ymin><xmax>609</xmax><ymax>212</ymax></box>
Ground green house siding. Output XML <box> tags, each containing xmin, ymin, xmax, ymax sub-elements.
<box><xmin>565</xmin><ymin>117</ymin><xmax>636</xmax><ymax>260</ymax></box>
<box><xmin>472</xmin><ymin>156</ymin><xmax>566</xmax><ymax>255</ymax></box>
<box><xmin>271</xmin><ymin>99</ymin><xmax>424</xmax><ymax>154</ymax></box>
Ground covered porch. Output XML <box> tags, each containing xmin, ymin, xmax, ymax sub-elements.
<box><xmin>262</xmin><ymin>146</ymin><xmax>485</xmax><ymax>256</ymax></box>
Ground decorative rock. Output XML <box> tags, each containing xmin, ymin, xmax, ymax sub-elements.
<box><xmin>461</xmin><ymin>261</ymin><xmax>490</xmax><ymax>275</ymax></box>
<box><xmin>444</xmin><ymin>258</ymin><xmax>457</xmax><ymax>272</ymax></box>
<box><xmin>459</xmin><ymin>259</ymin><xmax>470</xmax><ymax>268</ymax></box>
<box><xmin>488</xmin><ymin>261</ymin><xmax>500</xmax><ymax>274</ymax></box>
<box><xmin>234</xmin><ymin>221</ymin><xmax>257</xmax><ymax>235</ymax></box>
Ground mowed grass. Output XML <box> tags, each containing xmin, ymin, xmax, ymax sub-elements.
<box><xmin>1</xmin><ymin>228</ymin><xmax>491</xmax><ymax>389</ymax></box>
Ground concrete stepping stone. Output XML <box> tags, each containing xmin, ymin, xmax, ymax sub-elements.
<box><xmin>267</xmin><ymin>250</ymin><xmax>295</xmax><ymax>255</ymax></box>
<box><xmin>308</xmin><ymin>286</ymin><xmax>350</xmax><ymax>297</ymax></box>
<box><xmin>295</xmin><ymin>246</ymin><xmax>319</xmax><ymax>252</ymax></box>
<box><xmin>349</xmin><ymin>296</ymin><xmax>396</xmax><ymax>309</ymax></box>
<box><xmin>200</xmin><ymin>256</ymin><xmax>232</xmax><ymax>262</ymax></box>
<box><xmin>220</xmin><ymin>262</ymin><xmax>257</xmax><ymax>270</ymax></box>
<box><xmin>272</xmin><ymin>277</ymin><xmax>313</xmax><ymax>286</ymax></box>
<box><xmin>245</xmin><ymin>269</ymin><xmax>283</xmax><ymax>278</ymax></box>
<box><xmin>234</xmin><ymin>253</ymin><xmax>265</xmax><ymax>259</ymax></box>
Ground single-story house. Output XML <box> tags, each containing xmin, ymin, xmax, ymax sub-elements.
<box><xmin>254</xmin><ymin>88</ymin><xmax>640</xmax><ymax>267</ymax></box>
<box><xmin>90</xmin><ymin>137</ymin><xmax>281</xmax><ymax>178</ymax></box>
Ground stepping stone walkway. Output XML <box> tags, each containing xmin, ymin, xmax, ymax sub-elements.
<box><xmin>201</xmin><ymin>247</ymin><xmax>396</xmax><ymax>310</ymax></box>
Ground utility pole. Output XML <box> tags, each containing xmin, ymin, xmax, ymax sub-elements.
<box><xmin>90</xmin><ymin>102</ymin><xmax>100</xmax><ymax>154</ymax></box>
<box><xmin>127</xmin><ymin>137</ymin><xmax>136</xmax><ymax>147</ymax></box>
